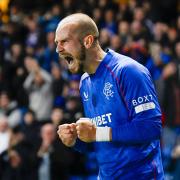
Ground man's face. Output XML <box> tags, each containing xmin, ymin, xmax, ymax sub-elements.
<box><xmin>55</xmin><ymin>24</ymin><xmax>86</xmax><ymax>73</ymax></box>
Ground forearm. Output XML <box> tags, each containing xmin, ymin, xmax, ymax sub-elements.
<box><xmin>40</xmin><ymin>69</ymin><xmax>52</xmax><ymax>83</ymax></box>
<box><xmin>111</xmin><ymin>116</ymin><xmax>162</xmax><ymax>144</ymax></box>
<box><xmin>74</xmin><ymin>117</ymin><xmax>162</xmax><ymax>144</ymax></box>
<box><xmin>23</xmin><ymin>72</ymin><xmax>34</xmax><ymax>90</ymax></box>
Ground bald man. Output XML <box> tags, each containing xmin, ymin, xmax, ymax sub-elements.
<box><xmin>55</xmin><ymin>13</ymin><xmax>104</xmax><ymax>74</ymax></box>
<box><xmin>56</xmin><ymin>13</ymin><xmax>164</xmax><ymax>180</ymax></box>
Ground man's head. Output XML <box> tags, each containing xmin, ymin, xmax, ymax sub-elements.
<box><xmin>55</xmin><ymin>13</ymin><xmax>99</xmax><ymax>73</ymax></box>
<box><xmin>41</xmin><ymin>123</ymin><xmax>56</xmax><ymax>143</ymax></box>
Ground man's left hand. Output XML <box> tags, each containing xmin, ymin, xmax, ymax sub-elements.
<box><xmin>76</xmin><ymin>118</ymin><xmax>96</xmax><ymax>142</ymax></box>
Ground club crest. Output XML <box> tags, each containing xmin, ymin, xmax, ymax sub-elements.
<box><xmin>103</xmin><ymin>82</ymin><xmax>114</xmax><ymax>100</ymax></box>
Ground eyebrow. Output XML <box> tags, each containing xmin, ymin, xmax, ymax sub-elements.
<box><xmin>55</xmin><ymin>37</ymin><xmax>69</xmax><ymax>44</ymax></box>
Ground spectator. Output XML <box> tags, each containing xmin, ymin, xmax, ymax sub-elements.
<box><xmin>37</xmin><ymin>123</ymin><xmax>72</xmax><ymax>180</ymax></box>
<box><xmin>0</xmin><ymin>91</ymin><xmax>22</xmax><ymax>128</ymax></box>
<box><xmin>102</xmin><ymin>9</ymin><xmax>117</xmax><ymax>35</ymax></box>
<box><xmin>163</xmin><ymin>41</ymin><xmax>180</xmax><ymax>126</ymax></box>
<box><xmin>0</xmin><ymin>126</ymin><xmax>33</xmax><ymax>180</ymax></box>
<box><xmin>40</xmin><ymin>31</ymin><xmax>59</xmax><ymax>72</ymax></box>
<box><xmin>24</xmin><ymin>16</ymin><xmax>40</xmax><ymax>48</ymax></box>
<box><xmin>50</xmin><ymin>107</ymin><xmax>67</xmax><ymax>128</ymax></box>
<box><xmin>0</xmin><ymin>116</ymin><xmax>11</xmax><ymax>154</ymax></box>
<box><xmin>99</xmin><ymin>28</ymin><xmax>111</xmax><ymax>50</ymax></box>
<box><xmin>117</xmin><ymin>20</ymin><xmax>130</xmax><ymax>46</ymax></box>
<box><xmin>109</xmin><ymin>34</ymin><xmax>122</xmax><ymax>53</ymax></box>
<box><xmin>146</xmin><ymin>42</ymin><xmax>171</xmax><ymax>107</ymax></box>
<box><xmin>23</xmin><ymin>57</ymin><xmax>53</xmax><ymax>121</ymax></box>
<box><xmin>1</xmin><ymin>147</ymin><xmax>30</xmax><ymax>180</ymax></box>
<box><xmin>171</xmin><ymin>134</ymin><xmax>180</xmax><ymax>180</ymax></box>
<box><xmin>20</xmin><ymin>109</ymin><xmax>40</xmax><ymax>150</ymax></box>
<box><xmin>64</xmin><ymin>96</ymin><xmax>83</xmax><ymax>123</ymax></box>
<box><xmin>51</xmin><ymin>62</ymin><xmax>67</xmax><ymax>107</ymax></box>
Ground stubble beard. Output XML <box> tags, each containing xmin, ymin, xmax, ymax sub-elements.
<box><xmin>70</xmin><ymin>44</ymin><xmax>86</xmax><ymax>74</ymax></box>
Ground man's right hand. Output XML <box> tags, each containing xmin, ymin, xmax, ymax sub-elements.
<box><xmin>57</xmin><ymin>123</ymin><xmax>77</xmax><ymax>147</ymax></box>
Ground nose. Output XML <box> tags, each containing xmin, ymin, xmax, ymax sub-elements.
<box><xmin>56</xmin><ymin>43</ymin><xmax>64</xmax><ymax>54</ymax></box>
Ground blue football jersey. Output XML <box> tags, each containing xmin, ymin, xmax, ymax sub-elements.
<box><xmin>77</xmin><ymin>49</ymin><xmax>164</xmax><ymax>179</ymax></box>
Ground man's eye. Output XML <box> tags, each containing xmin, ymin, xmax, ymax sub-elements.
<box><xmin>62</xmin><ymin>39</ymin><xmax>68</xmax><ymax>43</ymax></box>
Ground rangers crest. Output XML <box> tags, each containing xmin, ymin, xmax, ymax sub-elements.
<box><xmin>103</xmin><ymin>82</ymin><xmax>114</xmax><ymax>100</ymax></box>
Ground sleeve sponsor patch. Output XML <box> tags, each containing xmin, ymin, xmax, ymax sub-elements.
<box><xmin>135</xmin><ymin>102</ymin><xmax>155</xmax><ymax>114</ymax></box>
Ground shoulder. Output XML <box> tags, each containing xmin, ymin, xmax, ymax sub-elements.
<box><xmin>109</xmin><ymin>51</ymin><xmax>149</xmax><ymax>78</ymax></box>
<box><xmin>107</xmin><ymin>49</ymin><xmax>136</xmax><ymax>71</ymax></box>
<box><xmin>114</xmin><ymin>52</ymin><xmax>144</xmax><ymax>71</ymax></box>
<box><xmin>79</xmin><ymin>72</ymin><xmax>89</xmax><ymax>89</ymax></box>
<box><xmin>108</xmin><ymin>51</ymin><xmax>151</xmax><ymax>85</ymax></box>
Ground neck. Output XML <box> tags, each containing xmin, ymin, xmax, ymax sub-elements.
<box><xmin>83</xmin><ymin>45</ymin><xmax>106</xmax><ymax>74</ymax></box>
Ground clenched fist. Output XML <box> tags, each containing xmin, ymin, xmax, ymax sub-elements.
<box><xmin>76</xmin><ymin>118</ymin><xmax>96</xmax><ymax>142</ymax></box>
<box><xmin>57</xmin><ymin>123</ymin><xmax>77</xmax><ymax>147</ymax></box>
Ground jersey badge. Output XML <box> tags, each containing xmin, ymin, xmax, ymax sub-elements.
<box><xmin>103</xmin><ymin>82</ymin><xmax>114</xmax><ymax>100</ymax></box>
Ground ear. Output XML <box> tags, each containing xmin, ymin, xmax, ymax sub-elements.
<box><xmin>83</xmin><ymin>35</ymin><xmax>94</xmax><ymax>49</ymax></box>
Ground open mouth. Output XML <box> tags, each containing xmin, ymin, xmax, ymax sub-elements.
<box><xmin>64</xmin><ymin>56</ymin><xmax>73</xmax><ymax>64</ymax></box>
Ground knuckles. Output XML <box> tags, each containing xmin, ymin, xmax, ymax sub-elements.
<box><xmin>57</xmin><ymin>121</ymin><xmax>95</xmax><ymax>143</ymax></box>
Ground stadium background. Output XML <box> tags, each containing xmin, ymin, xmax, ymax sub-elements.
<box><xmin>0</xmin><ymin>0</ymin><xmax>180</xmax><ymax>179</ymax></box>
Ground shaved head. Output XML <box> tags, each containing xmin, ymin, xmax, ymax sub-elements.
<box><xmin>57</xmin><ymin>13</ymin><xmax>99</xmax><ymax>39</ymax></box>
<box><xmin>55</xmin><ymin>13</ymin><xmax>105</xmax><ymax>74</ymax></box>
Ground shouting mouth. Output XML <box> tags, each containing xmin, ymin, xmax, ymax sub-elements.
<box><xmin>60</xmin><ymin>54</ymin><xmax>80</xmax><ymax>73</ymax></box>
<box><xmin>64</xmin><ymin>56</ymin><xmax>73</xmax><ymax>64</ymax></box>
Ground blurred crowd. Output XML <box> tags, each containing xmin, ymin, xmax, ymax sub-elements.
<box><xmin>0</xmin><ymin>0</ymin><xmax>180</xmax><ymax>179</ymax></box>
